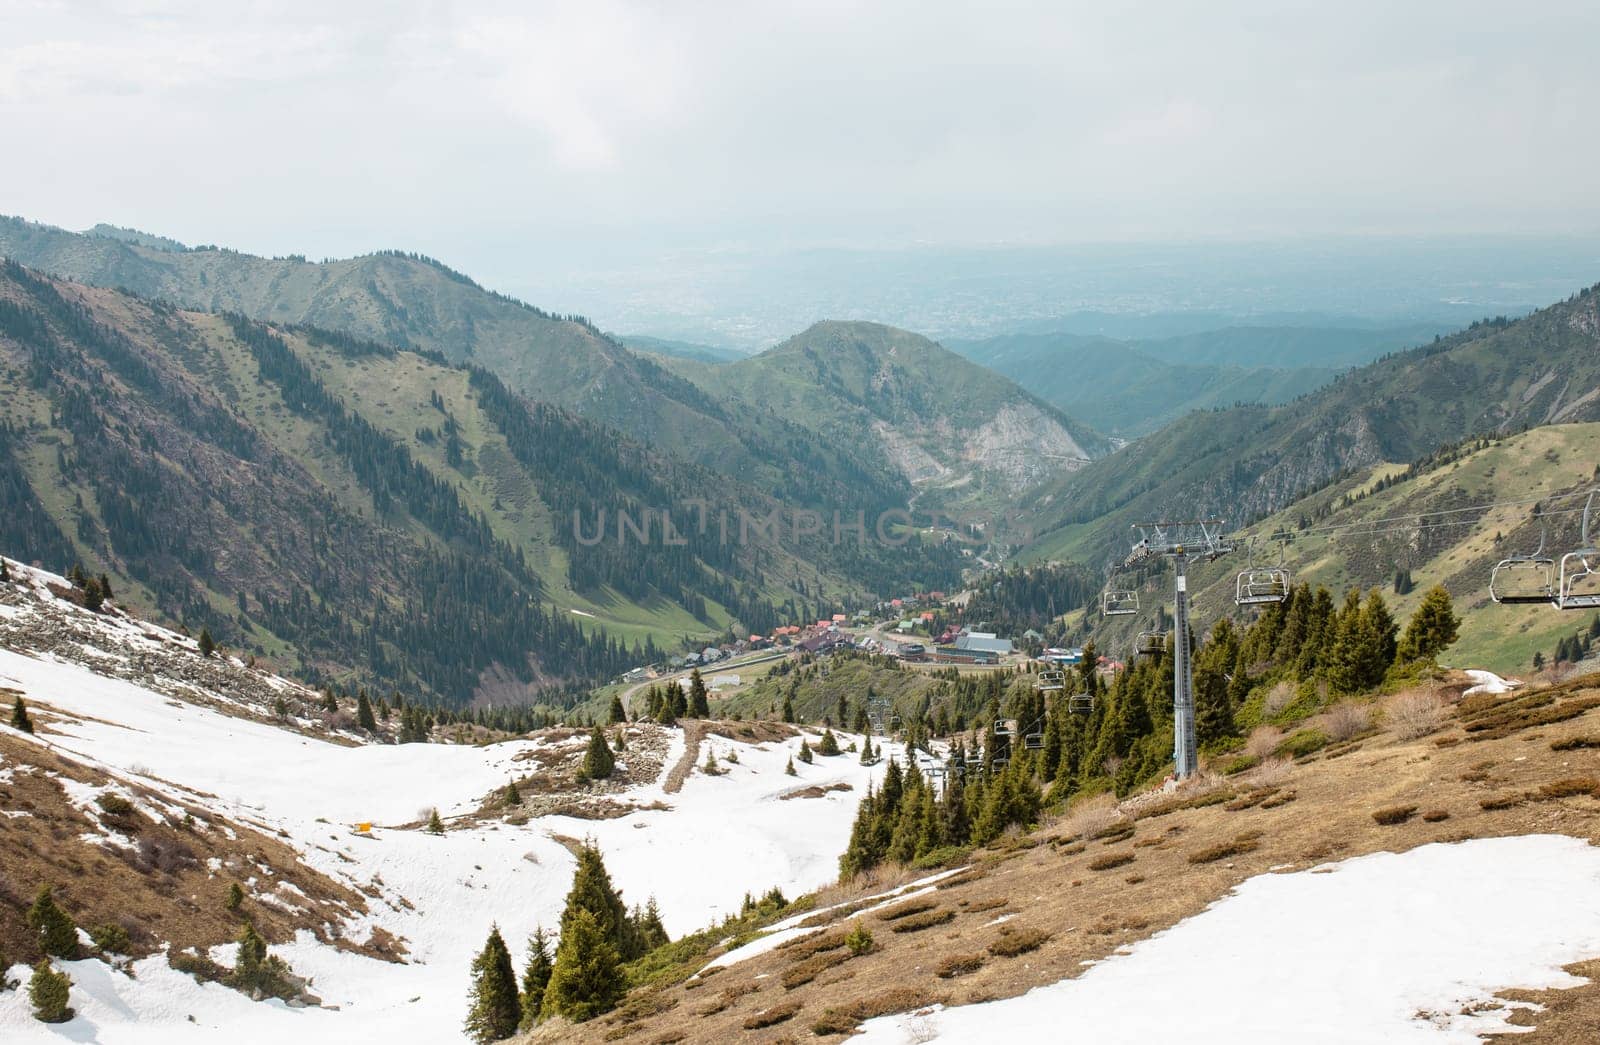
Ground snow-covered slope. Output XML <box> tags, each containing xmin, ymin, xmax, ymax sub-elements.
<box><xmin>0</xmin><ymin>559</ymin><xmax>898</xmax><ymax>1043</ymax></box>
<box><xmin>855</xmin><ymin>835</ymin><xmax>1600</xmax><ymax>1044</ymax></box>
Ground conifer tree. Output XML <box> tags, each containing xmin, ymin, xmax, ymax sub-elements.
<box><xmin>782</xmin><ymin>692</ymin><xmax>795</xmax><ymax>723</ymax></box>
<box><xmin>817</xmin><ymin>729</ymin><xmax>840</xmax><ymax>756</ymax></box>
<box><xmin>0</xmin><ymin>557</ymin><xmax>10</xmax><ymax>583</ymax></box>
<box><xmin>785</xmin><ymin>756</ymin><xmax>797</xmax><ymax>776</ymax></box>
<box><xmin>28</xmin><ymin>961</ymin><xmax>72</xmax><ymax>1023</ymax></box>
<box><xmin>668</xmin><ymin>681</ymin><xmax>688</xmax><ymax>721</ymax></box>
<box><xmin>613</xmin><ymin>728</ymin><xmax>627</xmax><ymax>753</ymax></box>
<box><xmin>27</xmin><ymin>887</ymin><xmax>77</xmax><ymax>959</ymax></box>
<box><xmin>357</xmin><ymin>690</ymin><xmax>377</xmax><ymax>732</ymax></box>
<box><xmin>1397</xmin><ymin>586</ymin><xmax>1460</xmax><ymax>665</ymax></box>
<box><xmin>198</xmin><ymin>628</ymin><xmax>216</xmax><ymax>658</ymax></box>
<box><xmin>540</xmin><ymin>907</ymin><xmax>623</xmax><ymax>1022</ymax></box>
<box><xmin>798</xmin><ymin>739</ymin><xmax>814</xmax><ymax>764</ymax></box>
<box><xmin>583</xmin><ymin>726</ymin><xmax>615</xmax><ymax>780</ymax></box>
<box><xmin>503</xmin><ymin>783</ymin><xmax>522</xmax><ymax>807</ymax></box>
<box><xmin>427</xmin><ymin>809</ymin><xmax>445</xmax><ymax>834</ymax></box>
<box><xmin>837</xmin><ymin>692</ymin><xmax>848</xmax><ymax>727</ymax></box>
<box><xmin>97</xmin><ymin>574</ymin><xmax>113</xmax><ymax>601</ymax></box>
<box><xmin>464</xmin><ymin>926</ymin><xmax>521</xmax><ymax>1043</ymax></box>
<box><xmin>688</xmin><ymin>670</ymin><xmax>710</xmax><ymax>718</ymax></box>
<box><xmin>11</xmin><ymin>696</ymin><xmax>33</xmax><ymax>734</ymax></box>
<box><xmin>518</xmin><ymin>928</ymin><xmax>553</xmax><ymax>1031</ymax></box>
<box><xmin>607</xmin><ymin>695</ymin><xmax>626</xmax><ymax>725</ymax></box>
<box><xmin>81</xmin><ymin>577</ymin><xmax>104</xmax><ymax>612</ymax></box>
<box><xmin>859</xmin><ymin>736</ymin><xmax>875</xmax><ymax>764</ymax></box>
<box><xmin>560</xmin><ymin>843</ymin><xmax>631</xmax><ymax>957</ymax></box>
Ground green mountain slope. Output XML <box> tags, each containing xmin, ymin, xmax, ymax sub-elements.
<box><xmin>1022</xmin><ymin>283</ymin><xmax>1600</xmax><ymax>569</ymax></box>
<box><xmin>0</xmin><ymin>215</ymin><xmax>907</xmax><ymax>513</ymax></box>
<box><xmin>1060</xmin><ymin>424</ymin><xmax>1600</xmax><ymax>675</ymax></box>
<box><xmin>0</xmin><ymin>262</ymin><xmax>961</xmax><ymax>704</ymax></box>
<box><xmin>679</xmin><ymin>321</ymin><xmax>1112</xmax><ymax>515</ymax></box>
<box><xmin>950</xmin><ymin>332</ymin><xmax>1338</xmax><ymax>437</ymax></box>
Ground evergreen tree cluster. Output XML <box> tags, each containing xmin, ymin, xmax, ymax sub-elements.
<box><xmin>841</xmin><ymin>583</ymin><xmax>1462</xmax><ymax>878</ymax></box>
<box><xmin>467</xmin><ymin>842</ymin><xmax>668</xmax><ymax>1039</ymax></box>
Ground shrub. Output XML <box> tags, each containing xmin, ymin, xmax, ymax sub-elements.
<box><xmin>96</xmin><ymin>792</ymin><xmax>135</xmax><ymax>817</ymax></box>
<box><xmin>90</xmin><ymin>922</ymin><xmax>131</xmax><ymax>955</ymax></box>
<box><xmin>1244</xmin><ymin>725</ymin><xmax>1283</xmax><ymax>760</ymax></box>
<box><xmin>1421</xmin><ymin>809</ymin><xmax>1450</xmax><ymax>822</ymax></box>
<box><xmin>876</xmin><ymin>899</ymin><xmax>937</xmax><ymax>922</ymax></box>
<box><xmin>911</xmin><ymin>845</ymin><xmax>971</xmax><ymax>870</ymax></box>
<box><xmin>1323</xmin><ymin>702</ymin><xmax>1372</xmax><ymax>743</ymax></box>
<box><xmin>781</xmin><ymin>929</ymin><xmax>846</xmax><ymax>959</ymax></box>
<box><xmin>1371</xmin><ymin>805</ymin><xmax>1418</xmax><ymax>826</ymax></box>
<box><xmin>29</xmin><ymin>961</ymin><xmax>72</xmax><ymax>1023</ymax></box>
<box><xmin>988</xmin><ymin>925</ymin><xmax>1049</xmax><ymax>958</ymax></box>
<box><xmin>1263</xmin><ymin>682</ymin><xmax>1296</xmax><ymax>717</ymax></box>
<box><xmin>1274</xmin><ymin>728</ymin><xmax>1329</xmax><ymax>759</ymax></box>
<box><xmin>936</xmin><ymin>953</ymin><xmax>984</xmax><ymax>978</ymax></box>
<box><xmin>781</xmin><ymin>952</ymin><xmax>840</xmax><ymax>990</ymax></box>
<box><xmin>1480</xmin><ymin>794</ymin><xmax>1523</xmax><ymax>811</ymax></box>
<box><xmin>1090</xmin><ymin>819</ymin><xmax>1135</xmax><ymax>842</ymax></box>
<box><xmin>226</xmin><ymin>882</ymin><xmax>245</xmax><ymax>912</ymax></box>
<box><xmin>1087</xmin><ymin>851</ymin><xmax>1134</xmax><ymax>871</ymax></box>
<box><xmin>1217</xmin><ymin>754</ymin><xmax>1258</xmax><ymax>776</ymax></box>
<box><xmin>1551</xmin><ymin>735</ymin><xmax>1600</xmax><ymax>751</ymax></box>
<box><xmin>889</xmin><ymin>909</ymin><xmax>954</xmax><ymax>934</ymax></box>
<box><xmin>1538</xmin><ymin>777</ymin><xmax>1600</xmax><ymax>800</ymax></box>
<box><xmin>743</xmin><ymin>1001</ymin><xmax>800</xmax><ymax>1029</ymax></box>
<box><xmin>810</xmin><ymin>988</ymin><xmax>938</xmax><ymax>1035</ymax></box>
<box><xmin>1387</xmin><ymin>691</ymin><xmax>1446</xmax><ymax>740</ymax></box>
<box><xmin>844</xmin><ymin>921</ymin><xmax>875</xmax><ymax>955</ymax></box>
<box><xmin>1187</xmin><ymin>836</ymin><xmax>1260</xmax><ymax>864</ymax></box>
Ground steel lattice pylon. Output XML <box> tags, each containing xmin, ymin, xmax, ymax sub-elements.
<box><xmin>1124</xmin><ymin>520</ymin><xmax>1236</xmax><ymax>779</ymax></box>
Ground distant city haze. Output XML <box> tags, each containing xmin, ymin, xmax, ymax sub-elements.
<box><xmin>3</xmin><ymin>1</ymin><xmax>1599</xmax><ymax>342</ymax></box>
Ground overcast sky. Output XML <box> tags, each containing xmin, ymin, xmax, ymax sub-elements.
<box><xmin>3</xmin><ymin>0</ymin><xmax>1598</xmax><ymax>284</ymax></box>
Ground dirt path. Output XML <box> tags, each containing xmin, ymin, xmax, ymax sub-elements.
<box><xmin>663</xmin><ymin>719</ymin><xmax>708</xmax><ymax>794</ymax></box>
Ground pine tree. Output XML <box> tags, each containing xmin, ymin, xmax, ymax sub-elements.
<box><xmin>688</xmin><ymin>670</ymin><xmax>710</xmax><ymax>718</ymax></box>
<box><xmin>817</xmin><ymin>729</ymin><xmax>840</xmax><ymax>756</ymax></box>
<box><xmin>97</xmin><ymin>574</ymin><xmax>113</xmax><ymax>601</ymax></box>
<box><xmin>518</xmin><ymin>928</ymin><xmax>554</xmax><ymax>1031</ymax></box>
<box><xmin>859</xmin><ymin>736</ymin><xmax>875</xmax><ymax>764</ymax></box>
<box><xmin>785</xmin><ymin>756</ymin><xmax>797</xmax><ymax>776</ymax></box>
<box><xmin>28</xmin><ymin>961</ymin><xmax>72</xmax><ymax>1024</ymax></box>
<box><xmin>559</xmin><ymin>843</ymin><xmax>632</xmax><ymax>958</ymax></box>
<box><xmin>503</xmin><ymin>783</ymin><xmax>522</xmax><ymax>807</ymax></box>
<box><xmin>540</xmin><ymin>907</ymin><xmax>623</xmax><ymax>1022</ymax></box>
<box><xmin>782</xmin><ymin>692</ymin><xmax>795</xmax><ymax>723</ymax></box>
<box><xmin>427</xmin><ymin>809</ymin><xmax>445</xmax><ymax>834</ymax></box>
<box><xmin>11</xmin><ymin>696</ymin><xmax>33</xmax><ymax>734</ymax></box>
<box><xmin>227</xmin><ymin>922</ymin><xmax>291</xmax><ymax>999</ymax></box>
<box><xmin>0</xmin><ymin>557</ymin><xmax>10</xmax><ymax>583</ymax></box>
<box><xmin>226</xmin><ymin>882</ymin><xmax>245</xmax><ymax>912</ymax></box>
<box><xmin>583</xmin><ymin>726</ymin><xmax>615</xmax><ymax>780</ymax></box>
<box><xmin>465</xmin><ymin>926</ymin><xmax>521</xmax><ymax>1043</ymax></box>
<box><xmin>1533</xmin><ymin>649</ymin><xmax>1546</xmax><ymax>671</ymax></box>
<box><xmin>357</xmin><ymin>690</ymin><xmax>377</xmax><ymax>732</ymax></box>
<box><xmin>669</xmin><ymin>681</ymin><xmax>688</xmax><ymax>721</ymax></box>
<box><xmin>1397</xmin><ymin>586</ymin><xmax>1460</xmax><ymax>665</ymax></box>
<box><xmin>607</xmin><ymin>695</ymin><xmax>626</xmax><ymax>725</ymax></box>
<box><xmin>81</xmin><ymin>577</ymin><xmax>104</xmax><ymax>612</ymax></box>
<box><xmin>198</xmin><ymin>628</ymin><xmax>216</xmax><ymax>658</ymax></box>
<box><xmin>27</xmin><ymin>887</ymin><xmax>77</xmax><ymax>959</ymax></box>
<box><xmin>613</xmin><ymin>728</ymin><xmax>627</xmax><ymax>753</ymax></box>
<box><xmin>798</xmin><ymin>739</ymin><xmax>814</xmax><ymax>764</ymax></box>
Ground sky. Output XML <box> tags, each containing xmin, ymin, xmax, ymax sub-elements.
<box><xmin>2</xmin><ymin>0</ymin><xmax>1599</xmax><ymax>299</ymax></box>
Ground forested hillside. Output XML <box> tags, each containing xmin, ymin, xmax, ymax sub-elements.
<box><xmin>674</xmin><ymin>321</ymin><xmax>1110</xmax><ymax>515</ymax></box>
<box><xmin>0</xmin><ymin>261</ymin><xmax>961</xmax><ymax>704</ymax></box>
<box><xmin>0</xmin><ymin>215</ymin><xmax>912</xmax><ymax>513</ymax></box>
<box><xmin>1021</xmin><ymin>283</ymin><xmax>1600</xmax><ymax>569</ymax></box>
<box><xmin>950</xmin><ymin>331</ymin><xmax>1338</xmax><ymax>438</ymax></box>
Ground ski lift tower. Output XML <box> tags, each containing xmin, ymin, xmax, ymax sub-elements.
<box><xmin>1124</xmin><ymin>519</ymin><xmax>1236</xmax><ymax>779</ymax></box>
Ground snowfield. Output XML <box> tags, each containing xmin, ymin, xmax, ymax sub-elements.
<box><xmin>856</xmin><ymin>834</ymin><xmax>1600</xmax><ymax>1044</ymax></box>
<box><xmin>0</xmin><ymin>632</ymin><xmax>899</xmax><ymax>1043</ymax></box>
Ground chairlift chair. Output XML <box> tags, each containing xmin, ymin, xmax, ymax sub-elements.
<box><xmin>993</xmin><ymin>719</ymin><xmax>1013</xmax><ymax>737</ymax></box>
<box><xmin>1068</xmin><ymin>691</ymin><xmax>1094</xmax><ymax>714</ymax></box>
<box><xmin>1024</xmin><ymin>731</ymin><xmax>1044</xmax><ymax>750</ymax></box>
<box><xmin>1101</xmin><ymin>589</ymin><xmax>1139</xmax><ymax>616</ymax></box>
<box><xmin>1490</xmin><ymin>513</ymin><xmax>1557</xmax><ymax>605</ymax></box>
<box><xmin>1134</xmin><ymin>630</ymin><xmax>1167</xmax><ymax>657</ymax></box>
<box><xmin>1037</xmin><ymin>669</ymin><xmax>1065</xmax><ymax>692</ymax></box>
<box><xmin>1235</xmin><ymin>537</ymin><xmax>1291</xmax><ymax>606</ymax></box>
<box><xmin>1556</xmin><ymin>492</ymin><xmax>1600</xmax><ymax>610</ymax></box>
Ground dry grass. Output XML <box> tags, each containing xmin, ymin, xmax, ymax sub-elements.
<box><xmin>1537</xmin><ymin>777</ymin><xmax>1600</xmax><ymax>800</ymax></box>
<box><xmin>1551</xmin><ymin>735</ymin><xmax>1600</xmax><ymax>751</ymax></box>
<box><xmin>1386</xmin><ymin>690</ymin><xmax>1447</xmax><ymax>740</ymax></box>
<box><xmin>1060</xmin><ymin>793</ymin><xmax>1120</xmax><ymax>840</ymax></box>
<box><xmin>810</xmin><ymin>988</ymin><xmax>940</xmax><ymax>1036</ymax></box>
<box><xmin>1244</xmin><ymin>757</ymin><xmax>1294</xmax><ymax>787</ymax></box>
<box><xmin>781</xmin><ymin>928</ymin><xmax>847</xmax><ymax>959</ymax></box>
<box><xmin>875</xmin><ymin>899</ymin><xmax>938</xmax><ymax>922</ymax></box>
<box><xmin>782</xmin><ymin>951</ymin><xmax>844</xmax><ymax>990</ymax></box>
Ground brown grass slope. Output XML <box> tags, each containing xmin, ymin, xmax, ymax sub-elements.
<box><xmin>533</xmin><ymin>673</ymin><xmax>1600</xmax><ymax>1043</ymax></box>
